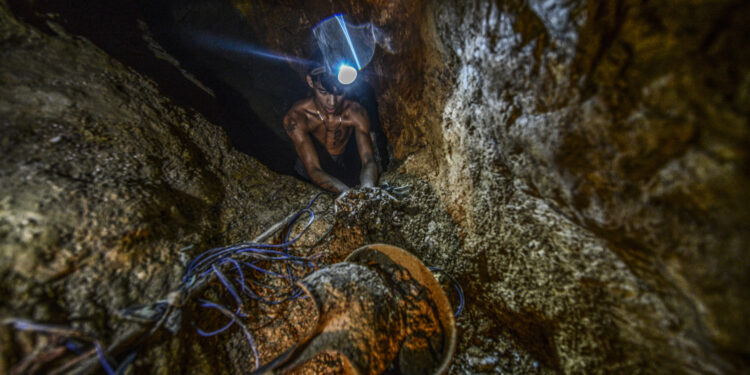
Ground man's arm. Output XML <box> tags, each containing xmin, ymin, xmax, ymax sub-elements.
<box><xmin>349</xmin><ymin>104</ymin><xmax>378</xmax><ymax>188</ymax></box>
<box><xmin>284</xmin><ymin>112</ymin><xmax>350</xmax><ymax>193</ymax></box>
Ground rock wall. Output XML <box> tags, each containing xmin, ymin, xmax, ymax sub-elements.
<box><xmin>0</xmin><ymin>2</ymin><xmax>324</xmax><ymax>373</ymax></box>
<box><xmin>425</xmin><ymin>0</ymin><xmax>750</xmax><ymax>372</ymax></box>
<box><xmin>236</xmin><ymin>0</ymin><xmax>750</xmax><ymax>373</ymax></box>
<box><xmin>2</xmin><ymin>0</ymin><xmax>749</xmax><ymax>374</ymax></box>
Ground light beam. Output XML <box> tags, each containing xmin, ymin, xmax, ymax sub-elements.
<box><xmin>186</xmin><ymin>30</ymin><xmax>311</xmax><ymax>66</ymax></box>
<box><xmin>335</xmin><ymin>14</ymin><xmax>362</xmax><ymax>70</ymax></box>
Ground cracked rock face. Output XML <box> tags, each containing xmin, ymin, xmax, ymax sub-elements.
<box><xmin>237</xmin><ymin>0</ymin><xmax>750</xmax><ymax>372</ymax></box>
<box><xmin>0</xmin><ymin>2</ymin><xmax>322</xmax><ymax>373</ymax></box>
<box><xmin>2</xmin><ymin>0</ymin><xmax>750</xmax><ymax>374</ymax></box>
<box><xmin>426</xmin><ymin>0</ymin><xmax>750</xmax><ymax>373</ymax></box>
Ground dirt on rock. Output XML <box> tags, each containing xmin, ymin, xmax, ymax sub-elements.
<box><xmin>2</xmin><ymin>0</ymin><xmax>750</xmax><ymax>374</ymax></box>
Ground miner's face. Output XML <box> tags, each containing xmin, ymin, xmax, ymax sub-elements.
<box><xmin>307</xmin><ymin>75</ymin><xmax>344</xmax><ymax>114</ymax></box>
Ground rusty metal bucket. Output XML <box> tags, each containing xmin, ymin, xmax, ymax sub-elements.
<box><xmin>252</xmin><ymin>244</ymin><xmax>456</xmax><ymax>375</ymax></box>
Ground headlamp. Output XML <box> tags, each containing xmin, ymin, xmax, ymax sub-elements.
<box><xmin>314</xmin><ymin>14</ymin><xmax>377</xmax><ymax>87</ymax></box>
<box><xmin>337</xmin><ymin>64</ymin><xmax>357</xmax><ymax>85</ymax></box>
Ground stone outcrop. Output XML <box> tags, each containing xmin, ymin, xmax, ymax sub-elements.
<box><xmin>426</xmin><ymin>1</ymin><xmax>749</xmax><ymax>372</ymax></box>
<box><xmin>2</xmin><ymin>0</ymin><xmax>749</xmax><ymax>374</ymax></box>
<box><xmin>422</xmin><ymin>0</ymin><xmax>750</xmax><ymax>373</ymax></box>
<box><xmin>0</xmin><ymin>2</ymin><xmax>324</xmax><ymax>373</ymax></box>
<box><xmin>237</xmin><ymin>0</ymin><xmax>750</xmax><ymax>373</ymax></box>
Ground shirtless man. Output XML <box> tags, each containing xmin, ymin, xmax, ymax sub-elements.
<box><xmin>283</xmin><ymin>65</ymin><xmax>378</xmax><ymax>193</ymax></box>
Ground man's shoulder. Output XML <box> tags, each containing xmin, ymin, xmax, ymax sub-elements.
<box><xmin>284</xmin><ymin>100</ymin><xmax>313</xmax><ymax>124</ymax></box>
<box><xmin>342</xmin><ymin>100</ymin><xmax>369</xmax><ymax>130</ymax></box>
<box><xmin>286</xmin><ymin>98</ymin><xmax>314</xmax><ymax>117</ymax></box>
<box><xmin>342</xmin><ymin>99</ymin><xmax>365</xmax><ymax>113</ymax></box>
<box><xmin>283</xmin><ymin>101</ymin><xmax>314</xmax><ymax>135</ymax></box>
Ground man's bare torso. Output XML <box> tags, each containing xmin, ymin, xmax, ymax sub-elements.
<box><xmin>287</xmin><ymin>98</ymin><xmax>362</xmax><ymax>156</ymax></box>
<box><xmin>283</xmin><ymin>85</ymin><xmax>375</xmax><ymax>193</ymax></box>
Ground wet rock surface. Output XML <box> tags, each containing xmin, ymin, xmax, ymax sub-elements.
<box><xmin>0</xmin><ymin>2</ymin><xmax>322</xmax><ymax>373</ymax></box>
<box><xmin>425</xmin><ymin>1</ymin><xmax>750</xmax><ymax>372</ymax></box>
<box><xmin>2</xmin><ymin>0</ymin><xmax>750</xmax><ymax>374</ymax></box>
<box><xmin>230</xmin><ymin>0</ymin><xmax>750</xmax><ymax>373</ymax></box>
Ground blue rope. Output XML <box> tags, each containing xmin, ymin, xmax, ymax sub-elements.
<box><xmin>4</xmin><ymin>194</ymin><xmax>325</xmax><ymax>374</ymax></box>
<box><xmin>185</xmin><ymin>193</ymin><xmax>323</xmax><ymax>370</ymax></box>
<box><xmin>212</xmin><ymin>263</ymin><xmax>243</xmax><ymax>309</ymax></box>
<box><xmin>3</xmin><ymin>319</ymin><xmax>119</xmax><ymax>375</ymax></box>
<box><xmin>94</xmin><ymin>342</ymin><xmax>116</xmax><ymax>375</ymax></box>
<box><xmin>198</xmin><ymin>300</ymin><xmax>261</xmax><ymax>368</ymax></box>
<box><xmin>428</xmin><ymin>266</ymin><xmax>465</xmax><ymax>317</ymax></box>
<box><xmin>115</xmin><ymin>352</ymin><xmax>137</xmax><ymax>375</ymax></box>
<box><xmin>195</xmin><ymin>303</ymin><xmax>237</xmax><ymax>337</ymax></box>
<box><xmin>181</xmin><ymin>197</ymin><xmax>319</xmax><ymax>285</ymax></box>
<box><xmin>65</xmin><ymin>339</ymin><xmax>85</xmax><ymax>354</ymax></box>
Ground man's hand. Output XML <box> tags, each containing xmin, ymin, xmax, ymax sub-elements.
<box><xmin>334</xmin><ymin>185</ymin><xmax>401</xmax><ymax>220</ymax></box>
<box><xmin>335</xmin><ymin>186</ymin><xmax>397</xmax><ymax>204</ymax></box>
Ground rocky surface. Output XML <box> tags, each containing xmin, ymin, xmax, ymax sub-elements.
<box><xmin>424</xmin><ymin>1</ymin><xmax>750</xmax><ymax>372</ymax></box>
<box><xmin>238</xmin><ymin>0</ymin><xmax>750</xmax><ymax>373</ymax></box>
<box><xmin>0</xmin><ymin>2</ymin><xmax>327</xmax><ymax>373</ymax></box>
<box><xmin>2</xmin><ymin>0</ymin><xmax>750</xmax><ymax>374</ymax></box>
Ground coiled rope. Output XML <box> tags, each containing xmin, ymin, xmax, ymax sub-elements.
<box><xmin>181</xmin><ymin>193</ymin><xmax>325</xmax><ymax>370</ymax></box>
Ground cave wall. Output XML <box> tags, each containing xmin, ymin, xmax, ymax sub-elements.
<box><xmin>237</xmin><ymin>0</ymin><xmax>750</xmax><ymax>373</ymax></box>
<box><xmin>7</xmin><ymin>0</ymin><xmax>303</xmax><ymax>174</ymax></box>
<box><xmin>0</xmin><ymin>1</ymin><xmax>325</xmax><ymax>372</ymax></box>
<box><xmin>427</xmin><ymin>1</ymin><xmax>750</xmax><ymax>372</ymax></box>
<box><xmin>1</xmin><ymin>0</ymin><xmax>749</xmax><ymax>374</ymax></box>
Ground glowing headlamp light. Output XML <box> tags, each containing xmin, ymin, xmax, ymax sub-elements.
<box><xmin>314</xmin><ymin>14</ymin><xmax>377</xmax><ymax>87</ymax></box>
<box><xmin>337</xmin><ymin>64</ymin><xmax>357</xmax><ymax>85</ymax></box>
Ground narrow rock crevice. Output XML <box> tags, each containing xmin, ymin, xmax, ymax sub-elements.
<box><xmin>1</xmin><ymin>0</ymin><xmax>749</xmax><ymax>374</ymax></box>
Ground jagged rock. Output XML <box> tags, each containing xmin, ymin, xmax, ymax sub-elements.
<box><xmin>238</xmin><ymin>0</ymin><xmax>750</xmax><ymax>373</ymax></box>
<box><xmin>424</xmin><ymin>1</ymin><xmax>750</xmax><ymax>372</ymax></box>
<box><xmin>2</xmin><ymin>0</ymin><xmax>749</xmax><ymax>374</ymax></box>
<box><xmin>0</xmin><ymin>2</ymin><xmax>325</xmax><ymax>373</ymax></box>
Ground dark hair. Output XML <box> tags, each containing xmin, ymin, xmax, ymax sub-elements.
<box><xmin>306</xmin><ymin>49</ymin><xmax>344</xmax><ymax>94</ymax></box>
<box><xmin>310</xmin><ymin>71</ymin><xmax>344</xmax><ymax>94</ymax></box>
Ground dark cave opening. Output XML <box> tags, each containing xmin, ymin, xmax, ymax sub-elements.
<box><xmin>8</xmin><ymin>0</ymin><xmax>390</xmax><ymax>178</ymax></box>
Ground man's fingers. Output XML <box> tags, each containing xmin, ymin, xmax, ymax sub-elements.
<box><xmin>335</xmin><ymin>189</ymin><xmax>350</xmax><ymax>201</ymax></box>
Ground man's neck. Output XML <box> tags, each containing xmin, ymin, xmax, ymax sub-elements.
<box><xmin>312</xmin><ymin>101</ymin><xmax>342</xmax><ymax>119</ymax></box>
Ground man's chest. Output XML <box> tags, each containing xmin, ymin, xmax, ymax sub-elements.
<box><xmin>310</xmin><ymin>124</ymin><xmax>353</xmax><ymax>155</ymax></box>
